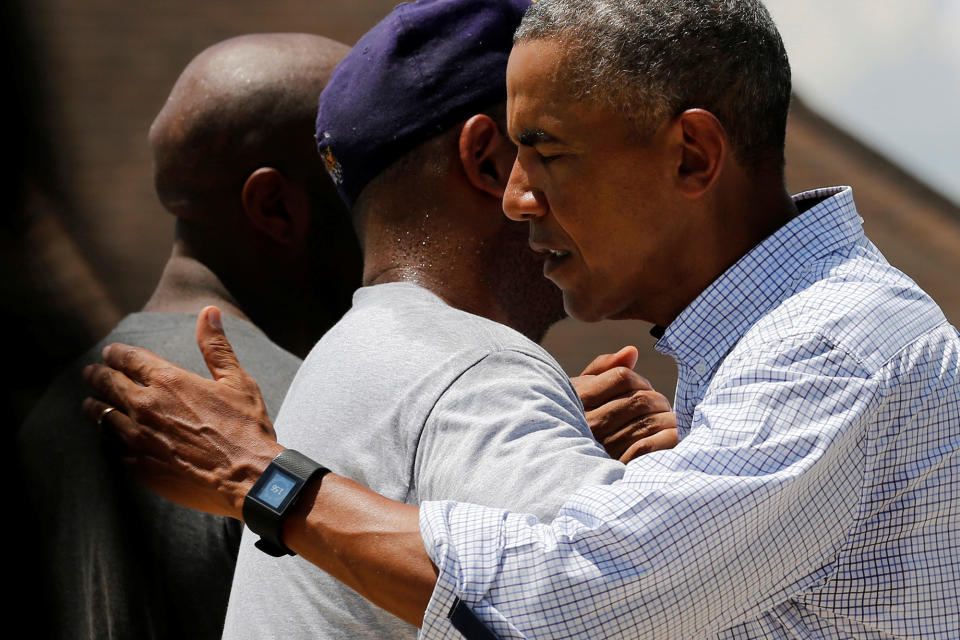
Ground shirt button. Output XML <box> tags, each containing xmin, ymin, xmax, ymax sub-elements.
<box><xmin>693</xmin><ymin>361</ymin><xmax>708</xmax><ymax>377</ymax></box>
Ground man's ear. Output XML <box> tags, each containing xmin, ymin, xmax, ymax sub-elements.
<box><xmin>241</xmin><ymin>167</ymin><xmax>310</xmax><ymax>247</ymax></box>
<box><xmin>458</xmin><ymin>114</ymin><xmax>516</xmax><ymax>200</ymax></box>
<box><xmin>673</xmin><ymin>109</ymin><xmax>727</xmax><ymax>198</ymax></box>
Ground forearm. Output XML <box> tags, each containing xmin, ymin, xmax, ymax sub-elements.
<box><xmin>282</xmin><ymin>472</ymin><xmax>438</xmax><ymax>627</ymax></box>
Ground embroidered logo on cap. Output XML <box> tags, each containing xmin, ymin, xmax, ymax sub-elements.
<box><xmin>319</xmin><ymin>133</ymin><xmax>343</xmax><ymax>184</ymax></box>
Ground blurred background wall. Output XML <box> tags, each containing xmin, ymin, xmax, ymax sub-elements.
<box><xmin>4</xmin><ymin>0</ymin><xmax>959</xmax><ymax>428</ymax></box>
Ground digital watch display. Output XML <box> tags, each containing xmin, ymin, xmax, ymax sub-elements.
<box><xmin>243</xmin><ymin>449</ymin><xmax>329</xmax><ymax>557</ymax></box>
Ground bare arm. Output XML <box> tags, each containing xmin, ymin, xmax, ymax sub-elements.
<box><xmin>281</xmin><ymin>473</ymin><xmax>435</xmax><ymax>626</ymax></box>
<box><xmin>83</xmin><ymin>306</ymin><xmax>676</xmax><ymax>626</ymax></box>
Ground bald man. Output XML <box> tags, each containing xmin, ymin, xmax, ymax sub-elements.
<box><xmin>17</xmin><ymin>34</ymin><xmax>360</xmax><ymax>640</ymax></box>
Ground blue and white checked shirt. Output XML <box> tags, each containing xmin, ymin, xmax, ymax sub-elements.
<box><xmin>419</xmin><ymin>187</ymin><xmax>960</xmax><ymax>639</ymax></box>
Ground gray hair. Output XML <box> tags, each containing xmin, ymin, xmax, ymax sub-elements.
<box><xmin>515</xmin><ymin>0</ymin><xmax>791</xmax><ymax>168</ymax></box>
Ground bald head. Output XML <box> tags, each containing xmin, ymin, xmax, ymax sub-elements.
<box><xmin>149</xmin><ymin>33</ymin><xmax>349</xmax><ymax>218</ymax></box>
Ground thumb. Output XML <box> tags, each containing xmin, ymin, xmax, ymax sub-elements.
<box><xmin>196</xmin><ymin>306</ymin><xmax>243</xmax><ymax>384</ymax></box>
<box><xmin>579</xmin><ymin>345</ymin><xmax>639</xmax><ymax>376</ymax></box>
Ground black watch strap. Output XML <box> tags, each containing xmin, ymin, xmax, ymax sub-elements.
<box><xmin>242</xmin><ymin>449</ymin><xmax>329</xmax><ymax>557</ymax></box>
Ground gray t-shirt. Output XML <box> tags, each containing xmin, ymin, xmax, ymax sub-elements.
<box><xmin>223</xmin><ymin>282</ymin><xmax>623</xmax><ymax>639</ymax></box>
<box><xmin>18</xmin><ymin>312</ymin><xmax>301</xmax><ymax>640</ymax></box>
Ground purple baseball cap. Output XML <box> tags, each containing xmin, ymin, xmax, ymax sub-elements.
<box><xmin>316</xmin><ymin>0</ymin><xmax>532</xmax><ymax>210</ymax></box>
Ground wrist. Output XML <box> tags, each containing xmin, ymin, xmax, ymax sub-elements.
<box><xmin>242</xmin><ymin>448</ymin><xmax>330</xmax><ymax>556</ymax></box>
<box><xmin>230</xmin><ymin>440</ymin><xmax>287</xmax><ymax>518</ymax></box>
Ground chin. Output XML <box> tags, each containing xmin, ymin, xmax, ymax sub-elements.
<box><xmin>562</xmin><ymin>293</ymin><xmax>609</xmax><ymax>324</ymax></box>
<box><xmin>563</xmin><ymin>287</ymin><xmax>647</xmax><ymax>323</ymax></box>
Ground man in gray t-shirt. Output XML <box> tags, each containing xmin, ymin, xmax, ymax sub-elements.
<box><xmin>224</xmin><ymin>285</ymin><xmax>624</xmax><ymax>638</ymax></box>
<box><xmin>221</xmin><ymin>2</ymin><xmax>674</xmax><ymax>638</ymax></box>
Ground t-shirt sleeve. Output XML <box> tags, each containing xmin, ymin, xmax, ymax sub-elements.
<box><xmin>418</xmin><ymin>333</ymin><xmax>888</xmax><ymax>639</ymax></box>
<box><xmin>413</xmin><ymin>349</ymin><xmax>624</xmax><ymax>522</ymax></box>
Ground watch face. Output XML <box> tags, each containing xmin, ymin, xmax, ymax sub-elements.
<box><xmin>254</xmin><ymin>467</ymin><xmax>298</xmax><ymax>510</ymax></box>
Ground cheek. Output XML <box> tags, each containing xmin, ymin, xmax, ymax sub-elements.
<box><xmin>572</xmin><ymin>208</ymin><xmax>634</xmax><ymax>264</ymax></box>
<box><xmin>545</xmin><ymin>163</ymin><xmax>649</xmax><ymax>261</ymax></box>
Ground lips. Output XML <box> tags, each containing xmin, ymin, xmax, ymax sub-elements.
<box><xmin>529</xmin><ymin>238</ymin><xmax>568</xmax><ymax>256</ymax></box>
<box><xmin>529</xmin><ymin>240</ymin><xmax>572</xmax><ymax>277</ymax></box>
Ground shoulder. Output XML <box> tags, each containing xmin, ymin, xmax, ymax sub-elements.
<box><xmin>20</xmin><ymin>313</ymin><xmax>300</xmax><ymax>438</ymax></box>
<box><xmin>438</xmin><ymin>347</ymin><xmax>579</xmax><ymax>410</ymax></box>
<box><xmin>415</xmin><ymin>348</ymin><xmax>617</xmax><ymax>521</ymax></box>
<box><xmin>736</xmin><ymin>240</ymin><xmax>948</xmax><ymax>376</ymax></box>
<box><xmin>319</xmin><ymin>281</ymin><xmax>567</xmax><ymax>382</ymax></box>
<box><xmin>19</xmin><ymin>315</ymin><xmax>153</xmax><ymax>437</ymax></box>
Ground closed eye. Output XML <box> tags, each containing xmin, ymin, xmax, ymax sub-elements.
<box><xmin>538</xmin><ymin>151</ymin><xmax>561</xmax><ymax>165</ymax></box>
<box><xmin>517</xmin><ymin>129</ymin><xmax>564</xmax><ymax>165</ymax></box>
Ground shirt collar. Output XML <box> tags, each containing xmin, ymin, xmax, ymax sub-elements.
<box><xmin>655</xmin><ymin>186</ymin><xmax>862</xmax><ymax>374</ymax></box>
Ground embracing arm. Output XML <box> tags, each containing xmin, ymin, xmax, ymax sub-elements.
<box><xmin>83</xmin><ymin>306</ymin><xmax>677</xmax><ymax>630</ymax></box>
<box><xmin>279</xmin><ymin>474</ymin><xmax>434</xmax><ymax>625</ymax></box>
<box><xmin>419</xmin><ymin>333</ymin><xmax>881</xmax><ymax>638</ymax></box>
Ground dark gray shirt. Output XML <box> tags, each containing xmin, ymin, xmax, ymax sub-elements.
<box><xmin>18</xmin><ymin>313</ymin><xmax>301</xmax><ymax>640</ymax></box>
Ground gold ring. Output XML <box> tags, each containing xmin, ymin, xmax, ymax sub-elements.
<box><xmin>97</xmin><ymin>406</ymin><xmax>116</xmax><ymax>426</ymax></box>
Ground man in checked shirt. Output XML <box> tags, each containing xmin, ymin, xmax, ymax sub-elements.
<box><xmin>86</xmin><ymin>0</ymin><xmax>960</xmax><ymax>637</ymax></box>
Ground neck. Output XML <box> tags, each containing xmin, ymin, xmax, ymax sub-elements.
<box><xmin>655</xmin><ymin>177</ymin><xmax>799</xmax><ymax>327</ymax></box>
<box><xmin>365</xmin><ymin>263</ymin><xmax>515</xmax><ymax>329</ymax></box>
<box><xmin>144</xmin><ymin>240</ymin><xmax>345</xmax><ymax>358</ymax></box>
<box><xmin>362</xmin><ymin>234</ymin><xmax>559</xmax><ymax>343</ymax></box>
<box><xmin>715</xmin><ymin>176</ymin><xmax>800</xmax><ymax>280</ymax></box>
<box><xmin>357</xmin><ymin>181</ymin><xmax>562</xmax><ymax>343</ymax></box>
<box><xmin>143</xmin><ymin>242</ymin><xmax>248</xmax><ymax>320</ymax></box>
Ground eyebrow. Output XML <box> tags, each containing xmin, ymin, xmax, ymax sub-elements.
<box><xmin>516</xmin><ymin>129</ymin><xmax>557</xmax><ymax>147</ymax></box>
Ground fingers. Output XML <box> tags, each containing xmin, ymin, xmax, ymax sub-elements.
<box><xmin>83</xmin><ymin>398</ymin><xmax>175</xmax><ymax>489</ymax></box>
<box><xmin>601</xmin><ymin>411</ymin><xmax>678</xmax><ymax>462</ymax></box>
<box><xmin>82</xmin><ymin>396</ymin><xmax>114</xmax><ymax>425</ymax></box>
<box><xmin>588</xmin><ymin>389</ymin><xmax>672</xmax><ymax>441</ymax></box>
<box><xmin>585</xmin><ymin>382</ymin><xmax>677</xmax><ymax>462</ymax></box>
<box><xmin>83</xmin><ymin>362</ymin><xmax>144</xmax><ymax>413</ymax></box>
<box><xmin>196</xmin><ymin>306</ymin><xmax>244</xmax><ymax>385</ymax></box>
<box><xmin>82</xmin><ymin>396</ymin><xmax>165</xmax><ymax>457</ymax></box>
<box><xmin>617</xmin><ymin>427</ymin><xmax>679</xmax><ymax>463</ymax></box>
<box><xmin>101</xmin><ymin>342</ymin><xmax>170</xmax><ymax>386</ymax></box>
<box><xmin>574</xmin><ymin>366</ymin><xmax>653</xmax><ymax>411</ymax></box>
<box><xmin>579</xmin><ymin>346</ymin><xmax>639</xmax><ymax>376</ymax></box>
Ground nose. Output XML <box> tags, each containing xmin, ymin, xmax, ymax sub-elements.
<box><xmin>503</xmin><ymin>156</ymin><xmax>547</xmax><ymax>221</ymax></box>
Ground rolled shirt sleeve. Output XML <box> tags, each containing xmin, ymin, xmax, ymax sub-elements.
<box><xmin>420</xmin><ymin>190</ymin><xmax>960</xmax><ymax>638</ymax></box>
<box><xmin>420</xmin><ymin>333</ymin><xmax>890</xmax><ymax>638</ymax></box>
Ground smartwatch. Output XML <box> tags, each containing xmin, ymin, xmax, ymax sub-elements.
<box><xmin>242</xmin><ymin>449</ymin><xmax>329</xmax><ymax>557</ymax></box>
